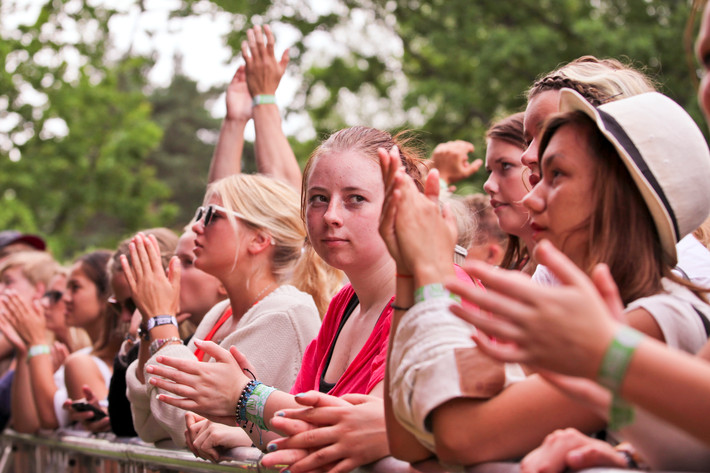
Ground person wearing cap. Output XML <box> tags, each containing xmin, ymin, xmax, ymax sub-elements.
<box><xmin>380</xmin><ymin>89</ymin><xmax>710</xmax><ymax>466</ymax></box>
<box><xmin>0</xmin><ymin>230</ymin><xmax>46</xmax><ymax>261</ymax></box>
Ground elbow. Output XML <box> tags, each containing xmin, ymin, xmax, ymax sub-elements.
<box><xmin>387</xmin><ymin>433</ymin><xmax>432</xmax><ymax>463</ymax></box>
<box><xmin>434</xmin><ymin>435</ymin><xmax>481</xmax><ymax>466</ymax></box>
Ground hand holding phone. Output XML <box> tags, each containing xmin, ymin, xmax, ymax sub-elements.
<box><xmin>70</xmin><ymin>401</ymin><xmax>107</xmax><ymax>421</ymax></box>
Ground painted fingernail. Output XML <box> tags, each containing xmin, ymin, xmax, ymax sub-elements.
<box><xmin>294</xmin><ymin>393</ymin><xmax>305</xmax><ymax>398</ymax></box>
<box><xmin>275</xmin><ymin>411</ymin><xmax>285</xmax><ymax>417</ymax></box>
<box><xmin>267</xmin><ymin>443</ymin><xmax>278</xmax><ymax>452</ymax></box>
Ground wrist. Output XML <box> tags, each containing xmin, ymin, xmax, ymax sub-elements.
<box><xmin>252</xmin><ymin>94</ymin><xmax>276</xmax><ymax>107</ymax></box>
<box><xmin>413</xmin><ymin>261</ymin><xmax>454</xmax><ymax>289</ymax></box>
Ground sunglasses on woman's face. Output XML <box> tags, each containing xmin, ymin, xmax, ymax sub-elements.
<box><xmin>193</xmin><ymin>205</ymin><xmax>249</xmax><ymax>227</ymax></box>
<box><xmin>108</xmin><ymin>296</ymin><xmax>137</xmax><ymax>315</ymax></box>
<box><xmin>42</xmin><ymin>290</ymin><xmax>63</xmax><ymax>305</ymax></box>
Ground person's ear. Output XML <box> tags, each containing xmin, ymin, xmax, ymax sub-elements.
<box><xmin>247</xmin><ymin>232</ymin><xmax>274</xmax><ymax>255</ymax></box>
<box><xmin>486</xmin><ymin>243</ymin><xmax>505</xmax><ymax>266</ymax></box>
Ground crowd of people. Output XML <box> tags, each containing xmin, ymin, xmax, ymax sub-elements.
<box><xmin>2</xmin><ymin>8</ymin><xmax>710</xmax><ymax>473</ymax></box>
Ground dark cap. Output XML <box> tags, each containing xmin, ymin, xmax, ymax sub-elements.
<box><xmin>0</xmin><ymin>230</ymin><xmax>46</xmax><ymax>251</ymax></box>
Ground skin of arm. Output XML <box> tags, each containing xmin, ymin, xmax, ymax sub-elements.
<box><xmin>208</xmin><ymin>65</ymin><xmax>251</xmax><ymax>183</ymax></box>
<box><xmin>378</xmin><ymin>145</ymin><xmax>438</xmax><ymax>462</ymax></box>
<box><xmin>64</xmin><ymin>354</ymin><xmax>109</xmax><ymax>401</ymax></box>
<box><xmin>243</xmin><ymin>25</ymin><xmax>301</xmax><ymax>191</ymax></box>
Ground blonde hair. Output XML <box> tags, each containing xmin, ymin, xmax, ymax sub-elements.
<box><xmin>442</xmin><ymin>195</ymin><xmax>475</xmax><ymax>265</ymax></box>
<box><xmin>0</xmin><ymin>251</ymin><xmax>59</xmax><ymax>288</ymax></box>
<box><xmin>528</xmin><ymin>56</ymin><xmax>657</xmax><ymax>105</ymax></box>
<box><xmin>693</xmin><ymin>215</ymin><xmax>710</xmax><ymax>250</ymax></box>
<box><xmin>109</xmin><ymin>227</ymin><xmax>178</xmax><ymax>277</ymax></box>
<box><xmin>206</xmin><ymin>174</ymin><xmax>341</xmax><ymax>316</ymax></box>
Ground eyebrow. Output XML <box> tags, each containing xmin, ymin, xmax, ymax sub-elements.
<box><xmin>540</xmin><ymin>152</ymin><xmax>560</xmax><ymax>171</ymax></box>
<box><xmin>307</xmin><ymin>185</ymin><xmax>369</xmax><ymax>194</ymax></box>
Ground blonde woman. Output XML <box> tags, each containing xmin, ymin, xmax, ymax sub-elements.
<box><xmin>125</xmin><ymin>173</ymin><xmax>332</xmax><ymax>447</ymax></box>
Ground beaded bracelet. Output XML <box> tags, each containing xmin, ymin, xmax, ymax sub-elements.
<box><xmin>27</xmin><ymin>344</ymin><xmax>51</xmax><ymax>361</ymax></box>
<box><xmin>149</xmin><ymin>337</ymin><xmax>182</xmax><ymax>357</ymax></box>
<box><xmin>245</xmin><ymin>383</ymin><xmax>277</xmax><ymax>431</ymax></box>
<box><xmin>235</xmin><ymin>380</ymin><xmax>259</xmax><ymax>427</ymax></box>
<box><xmin>414</xmin><ymin>283</ymin><xmax>462</xmax><ymax>305</ymax></box>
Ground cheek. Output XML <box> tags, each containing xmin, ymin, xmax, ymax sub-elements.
<box><xmin>700</xmin><ymin>74</ymin><xmax>710</xmax><ymax>119</ymax></box>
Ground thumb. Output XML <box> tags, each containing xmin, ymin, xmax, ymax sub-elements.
<box><xmin>340</xmin><ymin>393</ymin><xmax>373</xmax><ymax>405</ymax></box>
<box><xmin>464</xmin><ymin>159</ymin><xmax>483</xmax><ymax>177</ymax></box>
<box><xmin>82</xmin><ymin>385</ymin><xmax>96</xmax><ymax>402</ymax></box>
<box><xmin>280</xmin><ymin>49</ymin><xmax>290</xmax><ymax>69</ymax></box>
<box><xmin>168</xmin><ymin>256</ymin><xmax>181</xmax><ymax>289</ymax></box>
<box><xmin>424</xmin><ymin>168</ymin><xmax>441</xmax><ymax>202</ymax></box>
<box><xmin>591</xmin><ymin>263</ymin><xmax>625</xmax><ymax>323</ymax></box>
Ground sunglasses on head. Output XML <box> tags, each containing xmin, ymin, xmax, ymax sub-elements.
<box><xmin>42</xmin><ymin>290</ymin><xmax>63</xmax><ymax>305</ymax></box>
<box><xmin>194</xmin><ymin>204</ymin><xmax>250</xmax><ymax>227</ymax></box>
<box><xmin>108</xmin><ymin>296</ymin><xmax>137</xmax><ymax>315</ymax></box>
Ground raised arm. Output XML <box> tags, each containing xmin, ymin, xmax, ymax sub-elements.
<box><xmin>208</xmin><ymin>65</ymin><xmax>252</xmax><ymax>183</ymax></box>
<box><xmin>243</xmin><ymin>24</ymin><xmax>301</xmax><ymax>191</ymax></box>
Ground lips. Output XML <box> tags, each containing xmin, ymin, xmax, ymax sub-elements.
<box><xmin>489</xmin><ymin>199</ymin><xmax>508</xmax><ymax>210</ymax></box>
<box><xmin>529</xmin><ymin>222</ymin><xmax>547</xmax><ymax>239</ymax></box>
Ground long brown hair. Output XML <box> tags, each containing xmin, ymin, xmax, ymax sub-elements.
<box><xmin>539</xmin><ymin>111</ymin><xmax>707</xmax><ymax>304</ymax></box>
<box><xmin>485</xmin><ymin>113</ymin><xmax>529</xmax><ymax>271</ymax></box>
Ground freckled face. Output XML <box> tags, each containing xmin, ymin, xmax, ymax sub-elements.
<box><xmin>522</xmin><ymin>124</ymin><xmax>596</xmax><ymax>267</ymax></box>
<box><xmin>483</xmin><ymin>138</ymin><xmax>532</xmax><ymax>239</ymax></box>
<box><xmin>305</xmin><ymin>151</ymin><xmax>389</xmax><ymax>273</ymax></box>
<box><xmin>521</xmin><ymin>90</ymin><xmax>560</xmax><ymax>187</ymax></box>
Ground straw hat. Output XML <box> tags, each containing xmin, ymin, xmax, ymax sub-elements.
<box><xmin>559</xmin><ymin>89</ymin><xmax>710</xmax><ymax>266</ymax></box>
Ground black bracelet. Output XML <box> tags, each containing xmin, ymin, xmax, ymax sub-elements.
<box><xmin>390</xmin><ymin>302</ymin><xmax>411</xmax><ymax>311</ymax></box>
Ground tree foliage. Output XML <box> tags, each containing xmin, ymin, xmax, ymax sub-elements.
<box><xmin>0</xmin><ymin>0</ymin><xmax>175</xmax><ymax>259</ymax></box>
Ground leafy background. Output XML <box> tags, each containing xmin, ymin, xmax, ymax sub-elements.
<box><xmin>0</xmin><ymin>0</ymin><xmax>704</xmax><ymax>260</ymax></box>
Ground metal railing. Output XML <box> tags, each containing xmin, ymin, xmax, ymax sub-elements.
<box><xmin>0</xmin><ymin>429</ymin><xmax>681</xmax><ymax>473</ymax></box>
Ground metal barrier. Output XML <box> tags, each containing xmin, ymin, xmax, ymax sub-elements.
<box><xmin>0</xmin><ymin>429</ymin><xmax>680</xmax><ymax>473</ymax></box>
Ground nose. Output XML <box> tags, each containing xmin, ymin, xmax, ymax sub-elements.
<box><xmin>522</xmin><ymin>181</ymin><xmax>545</xmax><ymax>214</ymax></box>
<box><xmin>700</xmin><ymin>73</ymin><xmax>710</xmax><ymax>123</ymax></box>
<box><xmin>483</xmin><ymin>173</ymin><xmax>497</xmax><ymax>196</ymax></box>
<box><xmin>520</xmin><ymin>141</ymin><xmax>540</xmax><ymax>185</ymax></box>
<box><xmin>192</xmin><ymin>219</ymin><xmax>205</xmax><ymax>235</ymax></box>
<box><xmin>323</xmin><ymin>199</ymin><xmax>344</xmax><ymax>227</ymax></box>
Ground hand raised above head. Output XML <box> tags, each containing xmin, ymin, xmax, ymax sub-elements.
<box><xmin>225</xmin><ymin>65</ymin><xmax>252</xmax><ymax>123</ymax></box>
<box><xmin>241</xmin><ymin>24</ymin><xmax>289</xmax><ymax>97</ymax></box>
<box><xmin>431</xmin><ymin>139</ymin><xmax>482</xmax><ymax>185</ymax></box>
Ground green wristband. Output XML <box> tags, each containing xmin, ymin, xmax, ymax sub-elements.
<box><xmin>414</xmin><ymin>283</ymin><xmax>462</xmax><ymax>305</ymax></box>
<box><xmin>27</xmin><ymin>344</ymin><xmax>51</xmax><ymax>361</ymax></box>
<box><xmin>608</xmin><ymin>395</ymin><xmax>635</xmax><ymax>431</ymax></box>
<box><xmin>252</xmin><ymin>94</ymin><xmax>276</xmax><ymax>106</ymax></box>
<box><xmin>597</xmin><ymin>325</ymin><xmax>643</xmax><ymax>392</ymax></box>
<box><xmin>245</xmin><ymin>383</ymin><xmax>277</xmax><ymax>431</ymax></box>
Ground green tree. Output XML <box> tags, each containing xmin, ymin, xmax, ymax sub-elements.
<box><xmin>194</xmin><ymin>0</ymin><xmax>699</xmax><ymax>190</ymax></box>
<box><xmin>0</xmin><ymin>0</ymin><xmax>176</xmax><ymax>258</ymax></box>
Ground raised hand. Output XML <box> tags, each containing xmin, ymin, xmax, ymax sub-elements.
<box><xmin>225</xmin><ymin>65</ymin><xmax>252</xmax><ymax>123</ymax></box>
<box><xmin>262</xmin><ymin>392</ymin><xmax>388</xmax><ymax>473</ymax></box>
<box><xmin>120</xmin><ymin>232</ymin><xmax>180</xmax><ymax>322</ymax></box>
<box><xmin>242</xmin><ymin>24</ymin><xmax>289</xmax><ymax>97</ymax></box>
<box><xmin>430</xmin><ymin>140</ymin><xmax>482</xmax><ymax>185</ymax></box>
<box><xmin>147</xmin><ymin>340</ymin><xmax>251</xmax><ymax>424</ymax></box>
<box><xmin>2</xmin><ymin>290</ymin><xmax>47</xmax><ymax>346</ymax></box>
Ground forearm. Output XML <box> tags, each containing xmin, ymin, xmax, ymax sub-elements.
<box><xmin>431</xmin><ymin>377</ymin><xmax>605</xmax><ymax>465</ymax></box>
<box><xmin>252</xmin><ymin>105</ymin><xmax>301</xmax><ymax>190</ymax></box>
<box><xmin>11</xmin><ymin>357</ymin><xmax>40</xmax><ymax>433</ymax></box>
<box><xmin>619</xmin><ymin>337</ymin><xmax>710</xmax><ymax>445</ymax></box>
<box><xmin>209</xmin><ymin>118</ymin><xmax>248</xmax><ymax>183</ymax></box>
<box><xmin>28</xmin><ymin>356</ymin><xmax>60</xmax><ymax>429</ymax></box>
<box><xmin>386</xmin><ymin>277</ymin><xmax>433</xmax><ymax>462</ymax></box>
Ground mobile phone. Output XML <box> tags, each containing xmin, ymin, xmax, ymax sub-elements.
<box><xmin>70</xmin><ymin>402</ymin><xmax>107</xmax><ymax>421</ymax></box>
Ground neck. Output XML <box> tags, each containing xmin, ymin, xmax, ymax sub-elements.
<box><xmin>83</xmin><ymin>315</ymin><xmax>104</xmax><ymax>344</ymax></box>
<box><xmin>224</xmin><ymin>272</ymin><xmax>279</xmax><ymax>319</ymax></box>
<box><xmin>346</xmin><ymin>255</ymin><xmax>395</xmax><ymax>314</ymax></box>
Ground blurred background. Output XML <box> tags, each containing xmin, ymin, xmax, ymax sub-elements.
<box><xmin>0</xmin><ymin>0</ymin><xmax>703</xmax><ymax>259</ymax></box>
